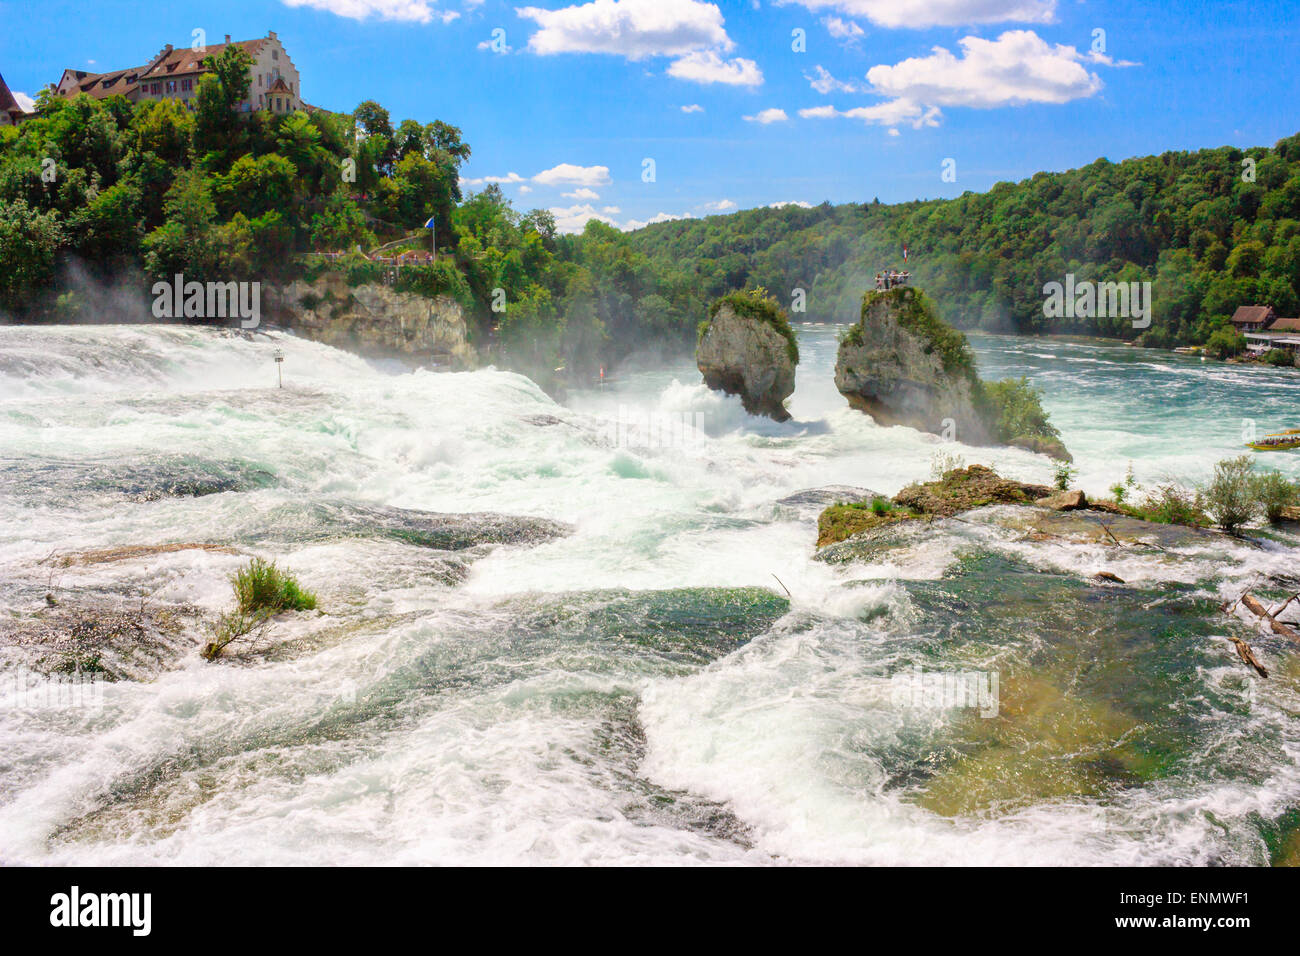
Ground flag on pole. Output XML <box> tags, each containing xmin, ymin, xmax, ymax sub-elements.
<box><xmin>902</xmin><ymin>243</ymin><xmax>909</xmax><ymax>262</ymax></box>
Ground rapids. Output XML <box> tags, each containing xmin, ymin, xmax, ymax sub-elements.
<box><xmin>1</xmin><ymin>323</ymin><xmax>1298</xmax><ymax>865</ymax></box>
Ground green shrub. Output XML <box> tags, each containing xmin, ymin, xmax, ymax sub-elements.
<box><xmin>1131</xmin><ymin>482</ymin><xmax>1208</xmax><ymax>527</ymax></box>
<box><xmin>1204</xmin><ymin>456</ymin><xmax>1260</xmax><ymax>531</ymax></box>
<box><xmin>231</xmin><ymin>557</ymin><xmax>317</xmax><ymax>614</ymax></box>
<box><xmin>1261</xmin><ymin>348</ymin><xmax>1296</xmax><ymax>367</ymax></box>
<box><xmin>870</xmin><ymin>497</ymin><xmax>891</xmax><ymax>516</ymax></box>
<box><xmin>201</xmin><ymin>609</ymin><xmax>270</xmax><ymax>661</ymax></box>
<box><xmin>1252</xmin><ymin>468</ymin><xmax>1298</xmax><ymax>523</ymax></box>
<box><xmin>1204</xmin><ymin>327</ymin><xmax>1247</xmax><ymax>359</ymax></box>
<box><xmin>930</xmin><ymin>449</ymin><xmax>965</xmax><ymax>480</ymax></box>
<box><xmin>709</xmin><ymin>288</ymin><xmax>799</xmax><ymax>364</ymax></box>
<box><xmin>1052</xmin><ymin>459</ymin><xmax>1077</xmax><ymax>491</ymax></box>
<box><xmin>395</xmin><ymin>259</ymin><xmax>473</xmax><ymax>306</ymax></box>
<box><xmin>982</xmin><ymin>377</ymin><xmax>1061</xmax><ymax>444</ymax></box>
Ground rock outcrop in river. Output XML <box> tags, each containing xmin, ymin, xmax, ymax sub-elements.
<box><xmin>270</xmin><ymin>273</ymin><xmax>476</xmax><ymax>368</ymax></box>
<box><xmin>697</xmin><ymin>291</ymin><xmax>798</xmax><ymax>421</ymax></box>
<box><xmin>835</xmin><ymin>287</ymin><xmax>1070</xmax><ymax>460</ymax></box>
<box><xmin>836</xmin><ymin>287</ymin><xmax>992</xmax><ymax>443</ymax></box>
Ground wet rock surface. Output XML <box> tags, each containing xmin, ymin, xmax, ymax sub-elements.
<box><xmin>697</xmin><ymin>302</ymin><xmax>797</xmax><ymax>421</ymax></box>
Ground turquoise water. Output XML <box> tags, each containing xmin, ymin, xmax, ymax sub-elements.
<box><xmin>0</xmin><ymin>323</ymin><xmax>1297</xmax><ymax>865</ymax></box>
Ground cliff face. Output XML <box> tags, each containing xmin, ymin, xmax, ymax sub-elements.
<box><xmin>835</xmin><ymin>287</ymin><xmax>992</xmax><ymax>444</ymax></box>
<box><xmin>269</xmin><ymin>273</ymin><xmax>476</xmax><ymax>369</ymax></box>
<box><xmin>697</xmin><ymin>300</ymin><xmax>797</xmax><ymax>421</ymax></box>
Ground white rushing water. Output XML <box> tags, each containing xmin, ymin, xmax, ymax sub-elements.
<box><xmin>1</xmin><ymin>323</ymin><xmax>1298</xmax><ymax>865</ymax></box>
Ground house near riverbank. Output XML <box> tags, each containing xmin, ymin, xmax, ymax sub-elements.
<box><xmin>1234</xmin><ymin>306</ymin><xmax>1300</xmax><ymax>354</ymax></box>
<box><xmin>1230</xmin><ymin>305</ymin><xmax>1276</xmax><ymax>332</ymax></box>
<box><xmin>53</xmin><ymin>31</ymin><xmax>301</xmax><ymax>114</ymax></box>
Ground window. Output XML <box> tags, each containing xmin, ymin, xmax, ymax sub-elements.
<box><xmin>258</xmin><ymin>74</ymin><xmax>262</xmax><ymax>87</ymax></box>
<box><xmin>272</xmin><ymin>49</ymin><xmax>278</xmax><ymax>60</ymax></box>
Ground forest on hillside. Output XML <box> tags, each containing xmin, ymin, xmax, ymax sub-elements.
<box><xmin>3</xmin><ymin>44</ymin><xmax>1298</xmax><ymax>372</ymax></box>
<box><xmin>618</xmin><ymin>131</ymin><xmax>1300</xmax><ymax>353</ymax></box>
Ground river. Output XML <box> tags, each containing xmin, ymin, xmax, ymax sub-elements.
<box><xmin>0</xmin><ymin>322</ymin><xmax>1297</xmax><ymax>864</ymax></box>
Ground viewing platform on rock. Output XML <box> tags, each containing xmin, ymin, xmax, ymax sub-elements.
<box><xmin>874</xmin><ymin>270</ymin><xmax>911</xmax><ymax>290</ymax></box>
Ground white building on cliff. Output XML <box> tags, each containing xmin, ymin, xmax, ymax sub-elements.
<box><xmin>55</xmin><ymin>31</ymin><xmax>302</xmax><ymax>114</ymax></box>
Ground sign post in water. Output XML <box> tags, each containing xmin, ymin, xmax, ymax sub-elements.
<box><xmin>274</xmin><ymin>348</ymin><xmax>284</xmax><ymax>388</ymax></box>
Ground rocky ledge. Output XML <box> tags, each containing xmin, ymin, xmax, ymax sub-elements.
<box><xmin>835</xmin><ymin>287</ymin><xmax>1071</xmax><ymax>460</ymax></box>
<box><xmin>697</xmin><ymin>291</ymin><xmax>798</xmax><ymax>421</ymax></box>
<box><xmin>815</xmin><ymin>464</ymin><xmax>1095</xmax><ymax>547</ymax></box>
<box><xmin>269</xmin><ymin>273</ymin><xmax>476</xmax><ymax>368</ymax></box>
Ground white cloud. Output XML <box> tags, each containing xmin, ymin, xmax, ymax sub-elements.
<box><xmin>701</xmin><ymin>199</ymin><xmax>737</xmax><ymax>211</ymax></box>
<box><xmin>550</xmin><ymin>203</ymin><xmax>619</xmax><ymax>233</ymax></box>
<box><xmin>681</xmin><ymin>103</ymin><xmax>704</xmax><ymax>113</ymax></box>
<box><xmin>798</xmin><ymin>30</ymin><xmax>1111</xmax><ymax>134</ymax></box>
<box><xmin>622</xmin><ymin>211</ymin><xmax>694</xmax><ymax>231</ymax></box>
<box><xmin>519</xmin><ymin>185</ymin><xmax>533</xmax><ymax>194</ymax></box>
<box><xmin>477</xmin><ymin>37</ymin><xmax>513</xmax><ymax>54</ymax></box>
<box><xmin>744</xmin><ymin>108</ymin><xmax>788</xmax><ymax>124</ymax></box>
<box><xmin>866</xmin><ymin>30</ymin><xmax>1104</xmax><ymax>107</ymax></box>
<box><xmin>518</xmin><ymin>0</ymin><xmax>732</xmax><ymax>59</ymax></box>
<box><xmin>667</xmin><ymin>50</ymin><xmax>763</xmax><ymax>87</ymax></box>
<box><xmin>463</xmin><ymin>164</ymin><xmax>613</xmax><ymax>191</ymax></box>
<box><xmin>602</xmin><ymin>205</ymin><xmax>622</xmax><ymax>214</ymax></box>
<box><xmin>13</xmin><ymin>91</ymin><xmax>35</xmax><ymax>112</ymax></box>
<box><xmin>280</xmin><ymin>0</ymin><xmax>458</xmax><ymax>24</ymax></box>
<box><xmin>782</xmin><ymin>0</ymin><xmax>1056</xmax><ymax>29</ymax></box>
<box><xmin>805</xmin><ymin>64</ymin><xmax>863</xmax><ymax>94</ymax></box>
<box><xmin>822</xmin><ymin>16</ymin><xmax>864</xmax><ymax>43</ymax></box>
<box><xmin>769</xmin><ymin>200</ymin><xmax>813</xmax><ymax>208</ymax></box>
<box><xmin>460</xmin><ymin>172</ymin><xmax>528</xmax><ymax>187</ymax></box>
<box><xmin>799</xmin><ymin>100</ymin><xmax>941</xmax><ymax>128</ymax></box>
<box><xmin>533</xmin><ymin>163</ymin><xmax>612</xmax><ymax>187</ymax></box>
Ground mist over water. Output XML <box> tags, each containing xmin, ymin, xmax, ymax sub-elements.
<box><xmin>1</xmin><ymin>322</ymin><xmax>1298</xmax><ymax>865</ymax></box>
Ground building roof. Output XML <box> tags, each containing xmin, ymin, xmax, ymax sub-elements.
<box><xmin>266</xmin><ymin>75</ymin><xmax>292</xmax><ymax>93</ymax></box>
<box><xmin>58</xmin><ymin>34</ymin><xmax>277</xmax><ymax>102</ymax></box>
<box><xmin>1230</xmin><ymin>305</ymin><xmax>1276</xmax><ymax>326</ymax></box>
<box><xmin>139</xmin><ymin>39</ymin><xmax>267</xmax><ymax>81</ymax></box>
<box><xmin>1266</xmin><ymin>316</ymin><xmax>1300</xmax><ymax>332</ymax></box>
<box><xmin>0</xmin><ymin>71</ymin><xmax>26</xmax><ymax>116</ymax></box>
<box><xmin>67</xmin><ymin>65</ymin><xmax>147</xmax><ymax>100</ymax></box>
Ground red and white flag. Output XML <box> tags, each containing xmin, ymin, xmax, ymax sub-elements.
<box><xmin>902</xmin><ymin>244</ymin><xmax>909</xmax><ymax>262</ymax></box>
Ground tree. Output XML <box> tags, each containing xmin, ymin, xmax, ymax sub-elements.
<box><xmin>0</xmin><ymin>199</ymin><xmax>64</xmax><ymax>312</ymax></box>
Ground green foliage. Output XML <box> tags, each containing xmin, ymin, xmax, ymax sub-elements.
<box><xmin>1127</xmin><ymin>482</ymin><xmax>1208</xmax><ymax>527</ymax></box>
<box><xmin>231</xmin><ymin>557</ymin><xmax>317</xmax><ymax>614</ymax></box>
<box><xmin>1052</xmin><ymin>459</ymin><xmax>1077</xmax><ymax>491</ymax></box>
<box><xmin>1252</xmin><ymin>468</ymin><xmax>1298</xmax><ymax>523</ymax></box>
<box><xmin>0</xmin><ymin>199</ymin><xmax>64</xmax><ymax>312</ymax></box>
<box><xmin>930</xmin><ymin>449</ymin><xmax>965</xmax><ymax>479</ymax></box>
<box><xmin>981</xmin><ymin>377</ymin><xmax>1060</xmax><ymax>443</ymax></box>
<box><xmin>395</xmin><ymin>259</ymin><xmax>473</xmax><ymax>305</ymax></box>
<box><xmin>707</xmin><ymin>287</ymin><xmax>799</xmax><ymax>363</ymax></box>
<box><xmin>1203</xmin><ymin>455</ymin><xmax>1260</xmax><ymax>531</ymax></box>
<box><xmin>1109</xmin><ymin>464</ymin><xmax>1139</xmax><ymax>505</ymax></box>
<box><xmin>1260</xmin><ymin>348</ymin><xmax>1295</xmax><ymax>367</ymax></box>
<box><xmin>598</xmin><ymin>131</ymin><xmax>1300</xmax><ymax>348</ymax></box>
<box><xmin>1204</xmin><ymin>326</ymin><xmax>1247</xmax><ymax>358</ymax></box>
<box><xmin>890</xmin><ymin>288</ymin><xmax>975</xmax><ymax>380</ymax></box>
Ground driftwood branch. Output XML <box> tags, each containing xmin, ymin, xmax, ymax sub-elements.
<box><xmin>1228</xmin><ymin>636</ymin><xmax>1268</xmax><ymax>678</ymax></box>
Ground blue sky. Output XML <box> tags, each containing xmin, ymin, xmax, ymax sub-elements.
<box><xmin>4</xmin><ymin>0</ymin><xmax>1299</xmax><ymax>232</ymax></box>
